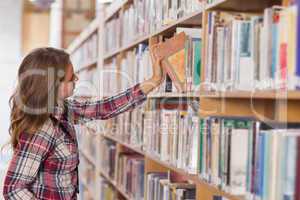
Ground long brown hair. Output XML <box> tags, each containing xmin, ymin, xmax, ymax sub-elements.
<box><xmin>9</xmin><ymin>47</ymin><xmax>71</xmax><ymax>149</ymax></box>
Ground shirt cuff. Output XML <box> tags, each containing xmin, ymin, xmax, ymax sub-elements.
<box><xmin>132</xmin><ymin>83</ymin><xmax>147</xmax><ymax>99</ymax></box>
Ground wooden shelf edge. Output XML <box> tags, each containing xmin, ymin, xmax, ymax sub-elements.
<box><xmin>201</xmin><ymin>90</ymin><xmax>300</xmax><ymax>100</ymax></box>
<box><xmin>205</xmin><ymin>0</ymin><xmax>227</xmax><ymax>10</ymax></box>
<box><xmin>104</xmin><ymin>0</ymin><xmax>129</xmax><ymax>22</ymax></box>
<box><xmin>148</xmin><ymin>92</ymin><xmax>200</xmax><ymax>98</ymax></box>
<box><xmin>75</xmin><ymin>59</ymin><xmax>98</xmax><ymax>73</ymax></box>
<box><xmin>99</xmin><ymin>169</ymin><xmax>133</xmax><ymax>200</ymax></box>
<box><xmin>79</xmin><ymin>174</ymin><xmax>95</xmax><ymax>197</ymax></box>
<box><xmin>103</xmin><ymin>9</ymin><xmax>203</xmax><ymax>60</ymax></box>
<box><xmin>99</xmin><ymin>133</ymin><xmax>243</xmax><ymax>200</ymax></box>
<box><xmin>101</xmin><ymin>134</ymin><xmax>144</xmax><ymax>155</ymax></box>
<box><xmin>67</xmin><ymin>18</ymin><xmax>100</xmax><ymax>54</ymax></box>
<box><xmin>79</xmin><ymin>149</ymin><xmax>96</xmax><ymax>167</ymax></box>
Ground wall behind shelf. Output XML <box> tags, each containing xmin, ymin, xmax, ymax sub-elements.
<box><xmin>0</xmin><ymin>0</ymin><xmax>23</xmax><ymax>197</ymax></box>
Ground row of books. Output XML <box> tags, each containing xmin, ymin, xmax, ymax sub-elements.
<box><xmin>78</xmin><ymin>156</ymin><xmax>96</xmax><ymax>198</ymax></box>
<box><xmin>146</xmin><ymin>172</ymin><xmax>196</xmax><ymax>200</ymax></box>
<box><xmin>99</xmin><ymin>138</ymin><xmax>116</xmax><ymax>179</ymax></box>
<box><xmin>70</xmin><ymin>32</ymin><xmax>98</xmax><ymax>71</ymax></box>
<box><xmin>143</xmin><ymin>104</ymin><xmax>199</xmax><ymax>174</ymax></box>
<box><xmin>103</xmin><ymin>27</ymin><xmax>203</xmax><ymax>96</ymax></box>
<box><xmin>116</xmin><ymin>153</ymin><xmax>145</xmax><ymax>200</ymax></box>
<box><xmin>154</xmin><ymin>28</ymin><xmax>202</xmax><ymax>93</ymax></box>
<box><xmin>204</xmin><ymin>5</ymin><xmax>299</xmax><ymax>91</ymax></box>
<box><xmin>73</xmin><ymin>67</ymin><xmax>102</xmax><ymax>98</ymax></box>
<box><xmin>76</xmin><ymin>125</ymin><xmax>97</xmax><ymax>159</ymax></box>
<box><xmin>102</xmin><ymin>44</ymin><xmax>152</xmax><ymax>97</ymax></box>
<box><xmin>198</xmin><ymin>117</ymin><xmax>300</xmax><ymax>200</ymax></box>
<box><xmin>104</xmin><ymin>0</ymin><xmax>203</xmax><ymax>53</ymax></box>
<box><xmin>113</xmin><ymin>107</ymin><xmax>144</xmax><ymax>148</ymax></box>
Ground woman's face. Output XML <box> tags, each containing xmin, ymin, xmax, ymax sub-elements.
<box><xmin>58</xmin><ymin>64</ymin><xmax>78</xmax><ymax>100</ymax></box>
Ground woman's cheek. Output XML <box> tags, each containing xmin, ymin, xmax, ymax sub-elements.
<box><xmin>66</xmin><ymin>82</ymin><xmax>74</xmax><ymax>97</ymax></box>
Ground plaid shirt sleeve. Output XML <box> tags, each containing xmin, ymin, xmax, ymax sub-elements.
<box><xmin>3</xmin><ymin>130</ymin><xmax>56</xmax><ymax>200</ymax></box>
<box><xmin>63</xmin><ymin>83</ymin><xmax>147</xmax><ymax>124</ymax></box>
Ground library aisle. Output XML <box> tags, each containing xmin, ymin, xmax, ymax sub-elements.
<box><xmin>1</xmin><ymin>0</ymin><xmax>300</xmax><ymax>200</ymax></box>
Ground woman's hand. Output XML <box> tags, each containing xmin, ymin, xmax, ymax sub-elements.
<box><xmin>150</xmin><ymin>47</ymin><xmax>164</xmax><ymax>85</ymax></box>
<box><xmin>139</xmin><ymin>46</ymin><xmax>164</xmax><ymax>95</ymax></box>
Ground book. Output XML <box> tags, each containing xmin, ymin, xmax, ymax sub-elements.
<box><xmin>199</xmin><ymin>117</ymin><xmax>300</xmax><ymax>198</ymax></box>
<box><xmin>204</xmin><ymin>6</ymin><xmax>299</xmax><ymax>91</ymax></box>
<box><xmin>104</xmin><ymin>0</ymin><xmax>204</xmax><ymax>53</ymax></box>
<box><xmin>116</xmin><ymin>153</ymin><xmax>145</xmax><ymax>199</ymax></box>
<box><xmin>99</xmin><ymin>138</ymin><xmax>117</xmax><ymax>179</ymax></box>
<box><xmin>143</xmin><ymin>103</ymin><xmax>199</xmax><ymax>174</ymax></box>
<box><xmin>99</xmin><ymin>176</ymin><xmax>120</xmax><ymax>200</ymax></box>
<box><xmin>151</xmin><ymin>30</ymin><xmax>202</xmax><ymax>93</ymax></box>
<box><xmin>152</xmin><ymin>32</ymin><xmax>187</xmax><ymax>92</ymax></box>
<box><xmin>70</xmin><ymin>32</ymin><xmax>98</xmax><ymax>72</ymax></box>
<box><xmin>146</xmin><ymin>172</ymin><xmax>196</xmax><ymax>200</ymax></box>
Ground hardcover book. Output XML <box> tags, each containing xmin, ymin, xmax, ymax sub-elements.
<box><xmin>151</xmin><ymin>32</ymin><xmax>188</xmax><ymax>92</ymax></box>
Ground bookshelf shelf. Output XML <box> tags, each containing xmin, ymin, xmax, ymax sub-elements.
<box><xmin>201</xmin><ymin>90</ymin><xmax>300</xmax><ymax>100</ymax></box>
<box><xmin>68</xmin><ymin>0</ymin><xmax>300</xmax><ymax>200</ymax></box>
<box><xmin>79</xmin><ymin>149</ymin><xmax>96</xmax><ymax>167</ymax></box>
<box><xmin>99</xmin><ymin>133</ymin><xmax>243</xmax><ymax>200</ymax></box>
<box><xmin>101</xmin><ymin>133</ymin><xmax>144</xmax><ymax>155</ymax></box>
<box><xmin>104</xmin><ymin>9</ymin><xmax>203</xmax><ymax>60</ymax></box>
<box><xmin>75</xmin><ymin>59</ymin><xmax>98</xmax><ymax>73</ymax></box>
<box><xmin>205</xmin><ymin>0</ymin><xmax>282</xmax><ymax>12</ymax></box>
<box><xmin>99</xmin><ymin>169</ymin><xmax>133</xmax><ymax>200</ymax></box>
<box><xmin>148</xmin><ymin>92</ymin><xmax>200</xmax><ymax>99</ymax></box>
<box><xmin>104</xmin><ymin>0</ymin><xmax>128</xmax><ymax>22</ymax></box>
<box><xmin>79</xmin><ymin>174</ymin><xmax>96</xmax><ymax>199</ymax></box>
<box><xmin>67</xmin><ymin>18</ymin><xmax>100</xmax><ymax>54</ymax></box>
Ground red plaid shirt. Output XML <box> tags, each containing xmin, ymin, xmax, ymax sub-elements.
<box><xmin>3</xmin><ymin>84</ymin><xmax>146</xmax><ymax>200</ymax></box>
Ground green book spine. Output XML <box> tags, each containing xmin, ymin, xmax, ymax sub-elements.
<box><xmin>193</xmin><ymin>40</ymin><xmax>202</xmax><ymax>86</ymax></box>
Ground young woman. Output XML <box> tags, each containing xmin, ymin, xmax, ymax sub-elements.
<box><xmin>3</xmin><ymin>47</ymin><xmax>163</xmax><ymax>200</ymax></box>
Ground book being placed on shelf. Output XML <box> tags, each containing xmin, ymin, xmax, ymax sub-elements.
<box><xmin>152</xmin><ymin>29</ymin><xmax>202</xmax><ymax>93</ymax></box>
<box><xmin>152</xmin><ymin>32</ymin><xmax>187</xmax><ymax>92</ymax></box>
<box><xmin>199</xmin><ymin>117</ymin><xmax>300</xmax><ymax>199</ymax></box>
<box><xmin>146</xmin><ymin>172</ymin><xmax>196</xmax><ymax>200</ymax></box>
<box><xmin>204</xmin><ymin>5</ymin><xmax>299</xmax><ymax>91</ymax></box>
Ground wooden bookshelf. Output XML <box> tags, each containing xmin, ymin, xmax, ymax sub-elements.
<box><xmin>104</xmin><ymin>9</ymin><xmax>203</xmax><ymax>60</ymax></box>
<box><xmin>67</xmin><ymin>17</ymin><xmax>101</xmax><ymax>54</ymax></box>
<box><xmin>206</xmin><ymin>0</ymin><xmax>282</xmax><ymax>11</ymax></box>
<box><xmin>79</xmin><ymin>149</ymin><xmax>96</xmax><ymax>167</ymax></box>
<box><xmin>201</xmin><ymin>90</ymin><xmax>300</xmax><ymax>100</ymax></box>
<box><xmin>98</xmin><ymin>131</ymin><xmax>243</xmax><ymax>200</ymax></box>
<box><xmin>67</xmin><ymin>0</ymin><xmax>300</xmax><ymax>200</ymax></box>
<box><xmin>148</xmin><ymin>92</ymin><xmax>200</xmax><ymax>99</ymax></box>
<box><xmin>99</xmin><ymin>169</ymin><xmax>133</xmax><ymax>200</ymax></box>
<box><xmin>104</xmin><ymin>0</ymin><xmax>128</xmax><ymax>22</ymax></box>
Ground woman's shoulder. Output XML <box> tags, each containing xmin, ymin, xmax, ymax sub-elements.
<box><xmin>20</xmin><ymin>118</ymin><xmax>58</xmax><ymax>143</ymax></box>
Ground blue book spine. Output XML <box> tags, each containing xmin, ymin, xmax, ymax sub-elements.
<box><xmin>213</xmin><ymin>196</ymin><xmax>223</xmax><ymax>200</ymax></box>
<box><xmin>254</xmin><ymin>132</ymin><xmax>264</xmax><ymax>198</ymax></box>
